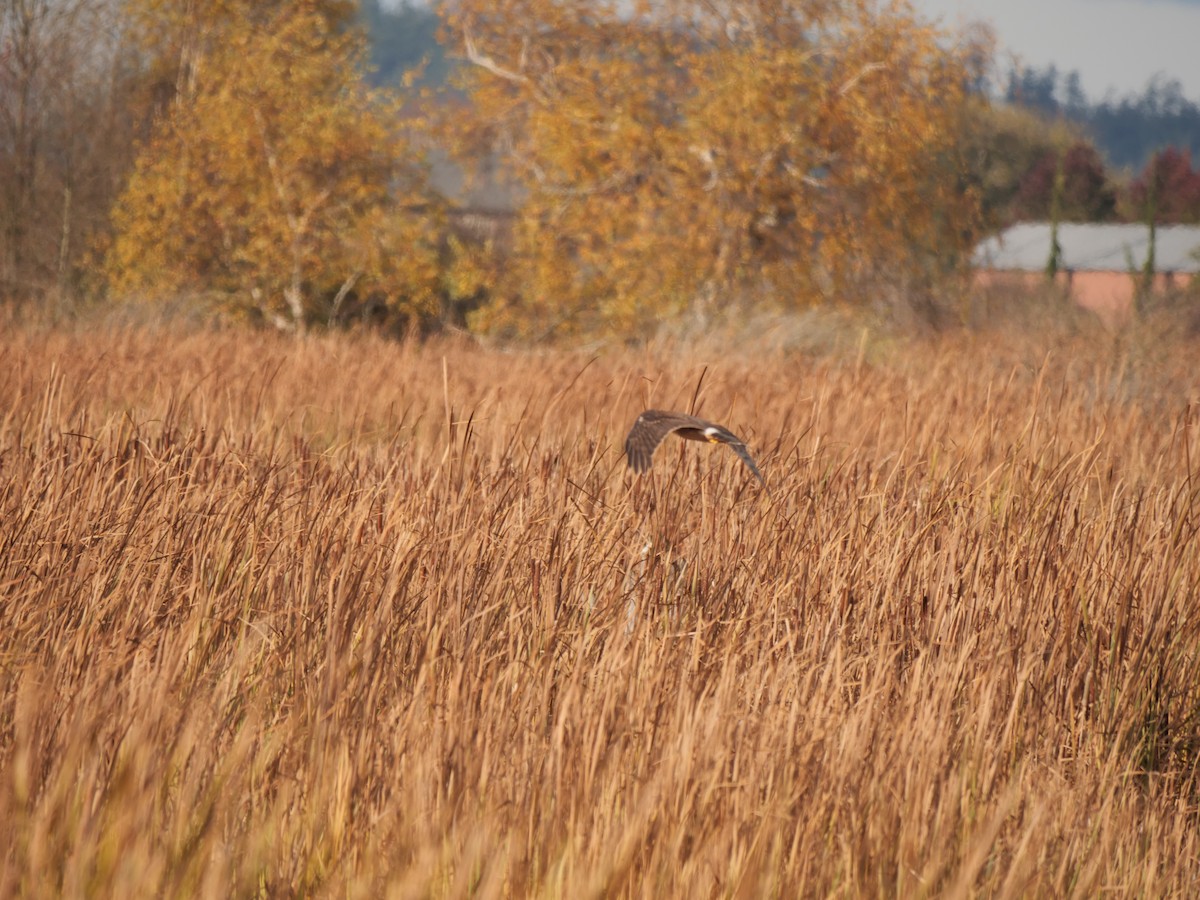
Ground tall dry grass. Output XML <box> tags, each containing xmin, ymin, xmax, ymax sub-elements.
<box><xmin>1</xmin><ymin>314</ymin><xmax>1199</xmax><ymax>897</ymax></box>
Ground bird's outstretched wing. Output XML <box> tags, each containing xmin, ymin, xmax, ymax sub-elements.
<box><xmin>624</xmin><ymin>409</ymin><xmax>767</xmax><ymax>488</ymax></box>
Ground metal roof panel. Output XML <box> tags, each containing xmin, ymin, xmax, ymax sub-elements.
<box><xmin>973</xmin><ymin>223</ymin><xmax>1200</xmax><ymax>273</ymax></box>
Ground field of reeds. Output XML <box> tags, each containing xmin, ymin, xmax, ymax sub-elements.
<box><xmin>2</xmin><ymin>309</ymin><xmax>1199</xmax><ymax>898</ymax></box>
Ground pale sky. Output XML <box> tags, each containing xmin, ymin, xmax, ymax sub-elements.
<box><xmin>911</xmin><ymin>0</ymin><xmax>1200</xmax><ymax>101</ymax></box>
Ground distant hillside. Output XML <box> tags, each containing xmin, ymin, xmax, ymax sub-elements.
<box><xmin>359</xmin><ymin>0</ymin><xmax>449</xmax><ymax>86</ymax></box>
<box><xmin>1006</xmin><ymin>65</ymin><xmax>1200</xmax><ymax>171</ymax></box>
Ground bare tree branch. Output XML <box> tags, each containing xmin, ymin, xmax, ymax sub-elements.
<box><xmin>330</xmin><ymin>270</ymin><xmax>362</xmax><ymax>321</ymax></box>
<box><xmin>839</xmin><ymin>62</ymin><xmax>887</xmax><ymax>96</ymax></box>
<box><xmin>463</xmin><ymin>31</ymin><xmax>529</xmax><ymax>85</ymax></box>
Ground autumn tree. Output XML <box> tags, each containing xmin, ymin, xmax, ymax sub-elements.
<box><xmin>438</xmin><ymin>0</ymin><xmax>987</xmax><ymax>336</ymax></box>
<box><xmin>957</xmin><ymin>100</ymin><xmax>1080</xmax><ymax>231</ymax></box>
<box><xmin>107</xmin><ymin>0</ymin><xmax>445</xmax><ymax>331</ymax></box>
<box><xmin>1012</xmin><ymin>141</ymin><xmax>1117</xmax><ymax>223</ymax></box>
<box><xmin>1127</xmin><ymin>147</ymin><xmax>1200</xmax><ymax>224</ymax></box>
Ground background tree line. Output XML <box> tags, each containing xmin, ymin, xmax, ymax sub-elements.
<box><xmin>2</xmin><ymin>0</ymin><xmax>1197</xmax><ymax>337</ymax></box>
<box><xmin>1007</xmin><ymin>65</ymin><xmax>1200</xmax><ymax>171</ymax></box>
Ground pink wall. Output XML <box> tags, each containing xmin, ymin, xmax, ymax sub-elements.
<box><xmin>973</xmin><ymin>270</ymin><xmax>1187</xmax><ymax>325</ymax></box>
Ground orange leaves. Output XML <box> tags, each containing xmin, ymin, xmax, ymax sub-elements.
<box><xmin>442</xmin><ymin>0</ymin><xmax>987</xmax><ymax>336</ymax></box>
<box><xmin>108</xmin><ymin>0</ymin><xmax>444</xmax><ymax>330</ymax></box>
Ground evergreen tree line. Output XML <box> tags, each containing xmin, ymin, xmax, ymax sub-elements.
<box><xmin>1006</xmin><ymin>65</ymin><xmax>1200</xmax><ymax>172</ymax></box>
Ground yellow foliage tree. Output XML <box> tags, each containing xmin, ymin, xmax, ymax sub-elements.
<box><xmin>108</xmin><ymin>0</ymin><xmax>444</xmax><ymax>331</ymax></box>
<box><xmin>440</xmin><ymin>0</ymin><xmax>988</xmax><ymax>337</ymax></box>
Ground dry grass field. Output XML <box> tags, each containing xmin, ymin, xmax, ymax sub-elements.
<box><xmin>2</xmin><ymin>310</ymin><xmax>1200</xmax><ymax>897</ymax></box>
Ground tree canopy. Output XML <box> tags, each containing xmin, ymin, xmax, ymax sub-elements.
<box><xmin>106</xmin><ymin>0</ymin><xmax>444</xmax><ymax>331</ymax></box>
<box><xmin>1012</xmin><ymin>142</ymin><xmax>1118</xmax><ymax>223</ymax></box>
<box><xmin>1128</xmin><ymin>148</ymin><xmax>1200</xmax><ymax>224</ymax></box>
<box><xmin>438</xmin><ymin>0</ymin><xmax>988</xmax><ymax>337</ymax></box>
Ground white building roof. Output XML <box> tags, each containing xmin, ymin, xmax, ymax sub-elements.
<box><xmin>973</xmin><ymin>223</ymin><xmax>1200</xmax><ymax>273</ymax></box>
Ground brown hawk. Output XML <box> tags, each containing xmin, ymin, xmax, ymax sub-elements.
<box><xmin>624</xmin><ymin>409</ymin><xmax>766</xmax><ymax>489</ymax></box>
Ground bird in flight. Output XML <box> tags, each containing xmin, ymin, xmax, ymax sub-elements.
<box><xmin>624</xmin><ymin>409</ymin><xmax>767</xmax><ymax>489</ymax></box>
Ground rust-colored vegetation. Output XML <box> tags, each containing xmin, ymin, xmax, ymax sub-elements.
<box><xmin>2</xmin><ymin>316</ymin><xmax>1198</xmax><ymax>896</ymax></box>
